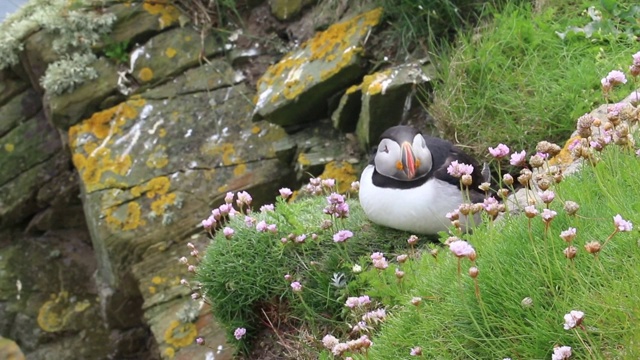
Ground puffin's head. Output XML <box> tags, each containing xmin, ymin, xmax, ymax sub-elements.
<box><xmin>374</xmin><ymin>125</ymin><xmax>433</xmax><ymax>181</ymax></box>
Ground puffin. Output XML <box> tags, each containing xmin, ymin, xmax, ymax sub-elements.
<box><xmin>359</xmin><ymin>125</ymin><xmax>487</xmax><ymax>235</ymax></box>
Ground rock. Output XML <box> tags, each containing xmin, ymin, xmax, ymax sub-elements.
<box><xmin>130</xmin><ymin>27</ymin><xmax>225</xmax><ymax>88</ymax></box>
<box><xmin>68</xmin><ymin>78</ymin><xmax>296</xmax><ymax>356</ymax></box>
<box><xmin>0</xmin><ymin>336</ymin><xmax>24</xmax><ymax>360</ymax></box>
<box><xmin>0</xmin><ymin>88</ymin><xmax>41</xmax><ymax>137</ymax></box>
<box><xmin>100</xmin><ymin>2</ymin><xmax>181</xmax><ymax>47</ymax></box>
<box><xmin>252</xmin><ymin>7</ymin><xmax>384</xmax><ymax>127</ymax></box>
<box><xmin>142</xmin><ymin>59</ymin><xmax>242</xmax><ymax>99</ymax></box>
<box><xmin>0</xmin><ymin>70</ymin><xmax>29</xmax><ymax>108</ymax></box>
<box><xmin>355</xmin><ymin>62</ymin><xmax>432</xmax><ymax>150</ymax></box>
<box><xmin>132</xmin><ymin>234</ymin><xmax>232</xmax><ymax>360</ymax></box>
<box><xmin>270</xmin><ymin>0</ymin><xmax>316</xmax><ymax>21</ymax></box>
<box><xmin>45</xmin><ymin>57</ymin><xmax>120</xmax><ymax>130</ymax></box>
<box><xmin>21</xmin><ymin>30</ymin><xmax>61</xmax><ymax>93</ymax></box>
<box><xmin>331</xmin><ymin>84</ymin><xmax>361</xmax><ymax>132</ymax></box>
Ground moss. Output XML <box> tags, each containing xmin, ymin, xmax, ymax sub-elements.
<box><xmin>163</xmin><ymin>320</ymin><xmax>197</xmax><ymax>348</ymax></box>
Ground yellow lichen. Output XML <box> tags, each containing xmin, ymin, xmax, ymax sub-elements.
<box><xmin>152</xmin><ymin>276</ymin><xmax>164</xmax><ymax>285</ymax></box>
<box><xmin>201</xmin><ymin>142</ymin><xmax>237</xmax><ymax>165</ymax></box>
<box><xmin>233</xmin><ymin>163</ymin><xmax>247</xmax><ymax>177</ymax></box>
<box><xmin>320</xmin><ymin>161</ymin><xmax>358</xmax><ymax>193</ymax></box>
<box><xmin>68</xmin><ymin>99</ymin><xmax>145</xmax><ymax>192</ymax></box>
<box><xmin>104</xmin><ymin>201</ymin><xmax>146</xmax><ymax>231</ymax></box>
<box><xmin>4</xmin><ymin>143</ymin><xmax>14</xmax><ymax>152</ymax></box>
<box><xmin>142</xmin><ymin>0</ymin><xmax>180</xmax><ymax>29</ymax></box>
<box><xmin>255</xmin><ymin>8</ymin><xmax>383</xmax><ymax>103</ymax></box>
<box><xmin>361</xmin><ymin>69</ymin><xmax>393</xmax><ymax>95</ymax></box>
<box><xmin>151</xmin><ymin>193</ymin><xmax>177</xmax><ymax>215</ymax></box>
<box><xmin>37</xmin><ymin>291</ymin><xmax>90</xmax><ymax>333</ymax></box>
<box><xmin>158</xmin><ymin>128</ymin><xmax>167</xmax><ymax>137</ymax></box>
<box><xmin>251</xmin><ymin>125</ymin><xmax>261</xmax><ymax>134</ymax></box>
<box><xmin>163</xmin><ymin>347</ymin><xmax>175</xmax><ymax>359</ymax></box>
<box><xmin>165</xmin><ymin>47</ymin><xmax>177</xmax><ymax>58</ymax></box>
<box><xmin>550</xmin><ymin>136</ymin><xmax>581</xmax><ymax>166</ymax></box>
<box><xmin>138</xmin><ymin>67</ymin><xmax>154</xmax><ymax>82</ymax></box>
<box><xmin>145</xmin><ymin>177</ymin><xmax>171</xmax><ymax>198</ymax></box>
<box><xmin>164</xmin><ymin>320</ymin><xmax>197</xmax><ymax>348</ymax></box>
<box><xmin>217</xmin><ymin>184</ymin><xmax>228</xmax><ymax>193</ymax></box>
<box><xmin>345</xmin><ymin>84</ymin><xmax>361</xmax><ymax>95</ymax></box>
<box><xmin>298</xmin><ymin>153</ymin><xmax>311</xmax><ymax>166</ymax></box>
<box><xmin>149</xmin><ymin>286</ymin><xmax>157</xmax><ymax>294</ymax></box>
<box><xmin>146</xmin><ymin>145</ymin><xmax>169</xmax><ymax>169</ymax></box>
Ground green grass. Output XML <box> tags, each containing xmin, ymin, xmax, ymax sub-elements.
<box><xmin>346</xmin><ymin>144</ymin><xmax>640</xmax><ymax>359</ymax></box>
<box><xmin>195</xmin><ymin>191</ymin><xmax>417</xmax><ymax>353</ymax></box>
<box><xmin>429</xmin><ymin>1</ymin><xmax>639</xmax><ymax>160</ymax></box>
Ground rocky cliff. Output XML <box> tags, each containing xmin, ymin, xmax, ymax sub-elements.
<box><xmin>0</xmin><ymin>0</ymin><xmax>432</xmax><ymax>359</ymax></box>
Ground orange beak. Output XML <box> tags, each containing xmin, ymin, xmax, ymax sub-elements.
<box><xmin>401</xmin><ymin>142</ymin><xmax>417</xmax><ymax>179</ymax></box>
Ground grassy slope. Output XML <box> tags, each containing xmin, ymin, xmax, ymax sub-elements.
<box><xmin>355</xmin><ymin>145</ymin><xmax>640</xmax><ymax>359</ymax></box>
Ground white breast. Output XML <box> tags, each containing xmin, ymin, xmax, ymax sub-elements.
<box><xmin>359</xmin><ymin>165</ymin><xmax>477</xmax><ymax>235</ymax></box>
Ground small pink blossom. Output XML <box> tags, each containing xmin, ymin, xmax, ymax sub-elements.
<box><xmin>410</xmin><ymin>346</ymin><xmax>422</xmax><ymax>356</ymax></box>
<box><xmin>260</xmin><ymin>204</ymin><xmax>274</xmax><ymax>212</ymax></box>
<box><xmin>211</xmin><ymin>208</ymin><xmax>222</xmax><ymax>221</ymax></box>
<box><xmin>446</xmin><ymin>160</ymin><xmax>474</xmax><ymax>178</ymax></box>
<box><xmin>267</xmin><ymin>224</ymin><xmax>277</xmax><ymax>233</ymax></box>
<box><xmin>178</xmin><ymin>256</ymin><xmax>188</xmax><ymax>264</ymax></box>
<box><xmin>279</xmin><ymin>187</ymin><xmax>293</xmax><ymax>199</ymax></box>
<box><xmin>322</xmin><ymin>178</ymin><xmax>336</xmax><ymax>188</ymax></box>
<box><xmin>234</xmin><ymin>327</ymin><xmax>247</xmax><ymax>340</ymax></box>
<box><xmin>488</xmin><ymin>143</ymin><xmax>510</xmax><ymax>158</ymax></box>
<box><xmin>407</xmin><ymin>235</ymin><xmax>419</xmax><ymax>245</ymax></box>
<box><xmin>223</xmin><ymin>227</ymin><xmax>235</xmax><ymax>239</ymax></box>
<box><xmin>202</xmin><ymin>216</ymin><xmax>215</xmax><ymax>229</ymax></box>
<box><xmin>256</xmin><ymin>220</ymin><xmax>268</xmax><ymax>232</ymax></box>
<box><xmin>552</xmin><ymin>346</ymin><xmax>572</xmax><ymax>360</ymax></box>
<box><xmin>224</xmin><ymin>192</ymin><xmax>234</xmax><ymax>204</ymax></box>
<box><xmin>218</xmin><ymin>203</ymin><xmax>232</xmax><ymax>216</ymax></box>
<box><xmin>541</xmin><ymin>209</ymin><xmax>557</xmax><ymax>222</ymax></box>
<box><xmin>371</xmin><ymin>252</ymin><xmax>384</xmax><ymax>260</ymax></box>
<box><xmin>563</xmin><ymin>310</ymin><xmax>584</xmax><ymax>330</ymax></box>
<box><xmin>244</xmin><ymin>216</ymin><xmax>256</xmax><ymax>227</ymax></box>
<box><xmin>613</xmin><ymin>214</ymin><xmax>633</xmax><ymax>232</ymax></box>
<box><xmin>236</xmin><ymin>191</ymin><xmax>252</xmax><ymax>207</ymax></box>
<box><xmin>350</xmin><ymin>181</ymin><xmax>360</xmax><ymax>192</ymax></box>
<box><xmin>373</xmin><ymin>258</ymin><xmax>389</xmax><ymax>270</ymax></box>
<box><xmin>295</xmin><ymin>234</ymin><xmax>306</xmax><ymax>243</ymax></box>
<box><xmin>509</xmin><ymin>150</ymin><xmax>527</xmax><ymax>166</ymax></box>
<box><xmin>633</xmin><ymin>51</ymin><xmax>640</xmax><ymax>66</ymax></box>
<box><xmin>539</xmin><ymin>190</ymin><xmax>555</xmax><ymax>204</ymax></box>
<box><xmin>606</xmin><ymin>70</ymin><xmax>627</xmax><ymax>85</ymax></box>
<box><xmin>362</xmin><ymin>308</ymin><xmax>386</xmax><ymax>323</ymax></box>
<box><xmin>448</xmin><ymin>240</ymin><xmax>476</xmax><ymax>258</ymax></box>
<box><xmin>291</xmin><ymin>281</ymin><xmax>303</xmax><ymax>292</ymax></box>
<box><xmin>559</xmin><ymin>228</ymin><xmax>576</xmax><ymax>242</ymax></box>
<box><xmin>322</xmin><ymin>334</ymin><xmax>339</xmax><ymax>349</ymax></box>
<box><xmin>333</xmin><ymin>230</ymin><xmax>353</xmax><ymax>243</ymax></box>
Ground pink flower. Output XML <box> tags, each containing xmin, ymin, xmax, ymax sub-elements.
<box><xmin>295</xmin><ymin>234</ymin><xmax>306</xmax><ymax>243</ymax></box>
<box><xmin>407</xmin><ymin>235</ymin><xmax>419</xmax><ymax>245</ymax></box>
<box><xmin>236</xmin><ymin>191</ymin><xmax>252</xmax><ymax>207</ymax></box>
<box><xmin>345</xmin><ymin>295</ymin><xmax>370</xmax><ymax>308</ymax></box>
<box><xmin>410</xmin><ymin>346</ymin><xmax>422</xmax><ymax>356</ymax></box>
<box><xmin>482</xmin><ymin>197</ymin><xmax>500</xmax><ymax>214</ymax></box>
<box><xmin>322</xmin><ymin>334</ymin><xmax>339</xmax><ymax>350</ymax></box>
<box><xmin>244</xmin><ymin>216</ymin><xmax>256</xmax><ymax>227</ymax></box>
<box><xmin>256</xmin><ymin>220</ymin><xmax>267</xmax><ymax>232</ymax></box>
<box><xmin>613</xmin><ymin>214</ymin><xmax>633</xmax><ymax>232</ymax></box>
<box><xmin>446</xmin><ymin>160</ymin><xmax>474</xmax><ymax>178</ymax></box>
<box><xmin>333</xmin><ymin>230</ymin><xmax>353</xmax><ymax>243</ymax></box>
<box><xmin>224</xmin><ymin>192</ymin><xmax>234</xmax><ymax>204</ymax></box>
<box><xmin>322</xmin><ymin>178</ymin><xmax>336</xmax><ymax>188</ymax></box>
<box><xmin>538</xmin><ymin>190</ymin><xmax>555</xmax><ymax>204</ymax></box>
<box><xmin>260</xmin><ymin>204</ymin><xmax>274</xmax><ymax>212</ymax></box>
<box><xmin>178</xmin><ymin>256</ymin><xmax>188</xmax><ymax>264</ymax></box>
<box><xmin>373</xmin><ymin>258</ymin><xmax>389</xmax><ymax>270</ymax></box>
<box><xmin>234</xmin><ymin>327</ymin><xmax>247</xmax><ymax>340</ymax></box>
<box><xmin>196</xmin><ymin>337</ymin><xmax>205</xmax><ymax>345</ymax></box>
<box><xmin>633</xmin><ymin>51</ymin><xmax>640</xmax><ymax>66</ymax></box>
<box><xmin>279</xmin><ymin>187</ymin><xmax>293</xmax><ymax>199</ymax></box>
<box><xmin>488</xmin><ymin>143</ymin><xmax>510</xmax><ymax>158</ymax></box>
<box><xmin>211</xmin><ymin>208</ymin><xmax>222</xmax><ymax>221</ymax></box>
<box><xmin>449</xmin><ymin>240</ymin><xmax>476</xmax><ymax>258</ymax></box>
<box><xmin>563</xmin><ymin>310</ymin><xmax>584</xmax><ymax>330</ymax></box>
<box><xmin>606</xmin><ymin>70</ymin><xmax>627</xmax><ymax>85</ymax></box>
<box><xmin>267</xmin><ymin>224</ymin><xmax>277</xmax><ymax>233</ymax></box>
<box><xmin>601</xmin><ymin>77</ymin><xmax>612</xmax><ymax>92</ymax></box>
<box><xmin>541</xmin><ymin>209</ymin><xmax>557</xmax><ymax>222</ymax></box>
<box><xmin>350</xmin><ymin>181</ymin><xmax>360</xmax><ymax>192</ymax></box>
<box><xmin>218</xmin><ymin>204</ymin><xmax>232</xmax><ymax>216</ymax></box>
<box><xmin>362</xmin><ymin>308</ymin><xmax>386</xmax><ymax>323</ymax></box>
<box><xmin>559</xmin><ymin>228</ymin><xmax>576</xmax><ymax>242</ymax></box>
<box><xmin>202</xmin><ymin>216</ymin><xmax>215</xmax><ymax>229</ymax></box>
<box><xmin>291</xmin><ymin>281</ymin><xmax>303</xmax><ymax>292</ymax></box>
<box><xmin>371</xmin><ymin>252</ymin><xmax>384</xmax><ymax>260</ymax></box>
<box><xmin>552</xmin><ymin>346</ymin><xmax>572</xmax><ymax>360</ymax></box>
<box><xmin>223</xmin><ymin>227</ymin><xmax>235</xmax><ymax>239</ymax></box>
<box><xmin>509</xmin><ymin>150</ymin><xmax>527</xmax><ymax>166</ymax></box>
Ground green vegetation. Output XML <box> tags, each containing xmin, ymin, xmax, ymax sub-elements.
<box><xmin>429</xmin><ymin>1</ymin><xmax>638</xmax><ymax>159</ymax></box>
<box><xmin>194</xmin><ymin>189</ymin><xmax>415</xmax><ymax>354</ymax></box>
<box><xmin>347</xmin><ymin>144</ymin><xmax>640</xmax><ymax>359</ymax></box>
<box><xmin>103</xmin><ymin>39</ymin><xmax>130</xmax><ymax>65</ymax></box>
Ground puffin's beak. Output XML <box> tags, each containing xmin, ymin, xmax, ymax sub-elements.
<box><xmin>401</xmin><ymin>141</ymin><xmax>417</xmax><ymax>179</ymax></box>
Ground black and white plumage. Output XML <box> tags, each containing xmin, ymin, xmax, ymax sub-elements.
<box><xmin>359</xmin><ymin>125</ymin><xmax>486</xmax><ymax>235</ymax></box>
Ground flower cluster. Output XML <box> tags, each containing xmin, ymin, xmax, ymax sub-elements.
<box><xmin>362</xmin><ymin>308</ymin><xmax>387</xmax><ymax>324</ymax></box>
<box><xmin>601</xmin><ymin>70</ymin><xmax>627</xmax><ymax>93</ymax></box>
<box><xmin>322</xmin><ymin>334</ymin><xmax>372</xmax><ymax>356</ymax></box>
<box><xmin>488</xmin><ymin>143</ymin><xmax>510</xmax><ymax>158</ymax></box>
<box><xmin>448</xmin><ymin>240</ymin><xmax>476</xmax><ymax>259</ymax></box>
<box><xmin>446</xmin><ymin>160</ymin><xmax>474</xmax><ymax>178</ymax></box>
<box><xmin>345</xmin><ymin>295</ymin><xmax>371</xmax><ymax>308</ymax></box>
<box><xmin>370</xmin><ymin>252</ymin><xmax>389</xmax><ymax>270</ymax></box>
<box><xmin>324</xmin><ymin>192</ymin><xmax>350</xmax><ymax>219</ymax></box>
<box><xmin>552</xmin><ymin>345</ymin><xmax>572</xmax><ymax>360</ymax></box>
<box><xmin>563</xmin><ymin>310</ymin><xmax>584</xmax><ymax>330</ymax></box>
